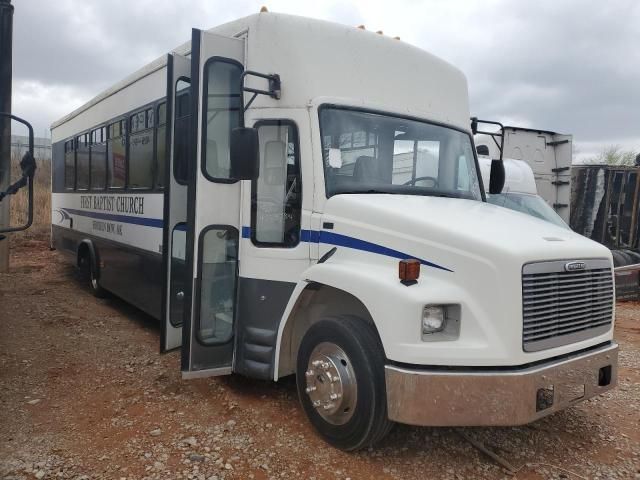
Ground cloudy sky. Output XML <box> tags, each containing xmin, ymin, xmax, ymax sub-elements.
<box><xmin>9</xmin><ymin>0</ymin><xmax>640</xmax><ymax>160</ymax></box>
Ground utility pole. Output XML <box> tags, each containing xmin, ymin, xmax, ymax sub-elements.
<box><xmin>0</xmin><ymin>0</ymin><xmax>13</xmax><ymax>272</ymax></box>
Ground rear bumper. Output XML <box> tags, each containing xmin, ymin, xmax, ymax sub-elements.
<box><xmin>385</xmin><ymin>342</ymin><xmax>618</xmax><ymax>426</ymax></box>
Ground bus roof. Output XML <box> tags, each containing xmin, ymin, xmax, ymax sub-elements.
<box><xmin>52</xmin><ymin>12</ymin><xmax>470</xmax><ymax>134</ymax></box>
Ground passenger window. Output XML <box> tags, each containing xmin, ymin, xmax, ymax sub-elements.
<box><xmin>173</xmin><ymin>79</ymin><xmax>191</xmax><ymax>184</ymax></box>
<box><xmin>197</xmin><ymin>227</ymin><xmax>238</xmax><ymax>345</ymax></box>
<box><xmin>202</xmin><ymin>60</ymin><xmax>242</xmax><ymax>181</ymax></box>
<box><xmin>76</xmin><ymin>134</ymin><xmax>90</xmax><ymax>190</ymax></box>
<box><xmin>129</xmin><ymin>110</ymin><xmax>154</xmax><ymax>189</ymax></box>
<box><xmin>107</xmin><ymin>120</ymin><xmax>126</xmax><ymax>188</ymax></box>
<box><xmin>252</xmin><ymin>121</ymin><xmax>302</xmax><ymax>247</ymax></box>
<box><xmin>90</xmin><ymin>127</ymin><xmax>107</xmax><ymax>190</ymax></box>
<box><xmin>156</xmin><ymin>102</ymin><xmax>167</xmax><ymax>188</ymax></box>
<box><xmin>64</xmin><ymin>140</ymin><xmax>75</xmax><ymax>189</ymax></box>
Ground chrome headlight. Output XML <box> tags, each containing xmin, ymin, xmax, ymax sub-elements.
<box><xmin>422</xmin><ymin>305</ymin><xmax>446</xmax><ymax>334</ymax></box>
<box><xmin>421</xmin><ymin>304</ymin><xmax>461</xmax><ymax>341</ymax></box>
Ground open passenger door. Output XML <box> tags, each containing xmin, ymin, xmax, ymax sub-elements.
<box><xmin>161</xmin><ymin>52</ymin><xmax>192</xmax><ymax>352</ymax></box>
<box><xmin>180</xmin><ymin>29</ymin><xmax>245</xmax><ymax>378</ymax></box>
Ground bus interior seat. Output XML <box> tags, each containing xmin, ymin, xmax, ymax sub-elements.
<box><xmin>354</xmin><ymin>155</ymin><xmax>384</xmax><ymax>183</ymax></box>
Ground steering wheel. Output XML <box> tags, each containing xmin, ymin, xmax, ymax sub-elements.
<box><xmin>403</xmin><ymin>176</ymin><xmax>438</xmax><ymax>187</ymax></box>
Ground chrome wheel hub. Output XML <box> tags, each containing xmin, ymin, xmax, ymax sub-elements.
<box><xmin>304</xmin><ymin>342</ymin><xmax>357</xmax><ymax>425</ymax></box>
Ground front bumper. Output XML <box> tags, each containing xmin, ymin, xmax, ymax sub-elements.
<box><xmin>385</xmin><ymin>342</ymin><xmax>618</xmax><ymax>426</ymax></box>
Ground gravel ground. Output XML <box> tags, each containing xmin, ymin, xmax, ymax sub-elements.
<box><xmin>1</xmin><ymin>238</ymin><xmax>639</xmax><ymax>480</ymax></box>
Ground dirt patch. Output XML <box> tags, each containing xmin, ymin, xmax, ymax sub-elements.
<box><xmin>1</xmin><ymin>237</ymin><xmax>639</xmax><ymax>480</ymax></box>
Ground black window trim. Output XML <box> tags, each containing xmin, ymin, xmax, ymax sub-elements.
<box><xmin>250</xmin><ymin>119</ymin><xmax>302</xmax><ymax>249</ymax></box>
<box><xmin>200</xmin><ymin>56</ymin><xmax>244</xmax><ymax>185</ymax></box>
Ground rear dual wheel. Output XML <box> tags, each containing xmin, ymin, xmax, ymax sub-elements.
<box><xmin>296</xmin><ymin>315</ymin><xmax>394</xmax><ymax>451</ymax></box>
<box><xmin>79</xmin><ymin>249</ymin><xmax>106</xmax><ymax>298</ymax></box>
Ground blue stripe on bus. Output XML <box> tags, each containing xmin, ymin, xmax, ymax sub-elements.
<box><xmin>61</xmin><ymin>208</ymin><xmax>164</xmax><ymax>229</ymax></box>
<box><xmin>242</xmin><ymin>226</ymin><xmax>452</xmax><ymax>272</ymax></box>
<box><xmin>59</xmin><ymin>210</ymin><xmax>452</xmax><ymax>272</ymax></box>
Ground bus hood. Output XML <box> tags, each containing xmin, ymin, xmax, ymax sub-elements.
<box><xmin>321</xmin><ymin>194</ymin><xmax>612</xmax><ymax>272</ymax></box>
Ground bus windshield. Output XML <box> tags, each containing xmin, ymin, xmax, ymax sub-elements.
<box><xmin>319</xmin><ymin>107</ymin><xmax>482</xmax><ymax>200</ymax></box>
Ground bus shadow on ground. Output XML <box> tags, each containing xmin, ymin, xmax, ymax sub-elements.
<box><xmin>63</xmin><ymin>263</ymin><xmax>159</xmax><ymax>332</ymax></box>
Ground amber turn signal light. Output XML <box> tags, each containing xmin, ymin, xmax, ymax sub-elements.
<box><xmin>399</xmin><ymin>259</ymin><xmax>420</xmax><ymax>285</ymax></box>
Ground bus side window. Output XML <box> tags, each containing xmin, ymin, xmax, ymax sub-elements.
<box><xmin>128</xmin><ymin>110</ymin><xmax>154</xmax><ymax>189</ymax></box>
<box><xmin>107</xmin><ymin>120</ymin><xmax>126</xmax><ymax>188</ymax></box>
<box><xmin>64</xmin><ymin>140</ymin><xmax>75</xmax><ymax>189</ymax></box>
<box><xmin>155</xmin><ymin>102</ymin><xmax>167</xmax><ymax>189</ymax></box>
<box><xmin>90</xmin><ymin>127</ymin><xmax>107</xmax><ymax>190</ymax></box>
<box><xmin>251</xmin><ymin>121</ymin><xmax>302</xmax><ymax>247</ymax></box>
<box><xmin>76</xmin><ymin>134</ymin><xmax>90</xmax><ymax>190</ymax></box>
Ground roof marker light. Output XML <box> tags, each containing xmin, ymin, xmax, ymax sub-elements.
<box><xmin>357</xmin><ymin>25</ymin><xmax>366</xmax><ymax>29</ymax></box>
<box><xmin>393</xmin><ymin>36</ymin><xmax>401</xmax><ymax>40</ymax></box>
<box><xmin>376</xmin><ymin>30</ymin><xmax>383</xmax><ymax>35</ymax></box>
<box><xmin>260</xmin><ymin>6</ymin><xmax>268</xmax><ymax>12</ymax></box>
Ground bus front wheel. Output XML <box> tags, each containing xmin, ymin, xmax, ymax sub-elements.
<box><xmin>296</xmin><ymin>315</ymin><xmax>394</xmax><ymax>451</ymax></box>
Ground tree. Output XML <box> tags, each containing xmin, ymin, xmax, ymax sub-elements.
<box><xmin>587</xmin><ymin>145</ymin><xmax>638</xmax><ymax>166</ymax></box>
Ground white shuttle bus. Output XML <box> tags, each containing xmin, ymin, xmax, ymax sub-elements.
<box><xmin>51</xmin><ymin>12</ymin><xmax>618</xmax><ymax>450</ymax></box>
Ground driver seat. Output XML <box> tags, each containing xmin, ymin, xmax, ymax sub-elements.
<box><xmin>353</xmin><ymin>156</ymin><xmax>384</xmax><ymax>183</ymax></box>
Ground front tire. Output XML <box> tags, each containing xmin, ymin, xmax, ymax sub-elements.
<box><xmin>296</xmin><ymin>315</ymin><xmax>394</xmax><ymax>451</ymax></box>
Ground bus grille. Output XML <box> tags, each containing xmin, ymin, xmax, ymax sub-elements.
<box><xmin>522</xmin><ymin>259</ymin><xmax>614</xmax><ymax>352</ymax></box>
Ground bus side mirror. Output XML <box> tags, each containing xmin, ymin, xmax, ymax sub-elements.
<box><xmin>230</xmin><ymin>127</ymin><xmax>260</xmax><ymax>180</ymax></box>
<box><xmin>489</xmin><ymin>159</ymin><xmax>505</xmax><ymax>194</ymax></box>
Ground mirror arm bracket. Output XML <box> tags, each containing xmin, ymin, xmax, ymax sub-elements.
<box><xmin>240</xmin><ymin>70</ymin><xmax>281</xmax><ymax>114</ymax></box>
<box><xmin>470</xmin><ymin>117</ymin><xmax>505</xmax><ymax>161</ymax></box>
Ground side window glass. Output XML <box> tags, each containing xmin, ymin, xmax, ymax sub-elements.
<box><xmin>173</xmin><ymin>79</ymin><xmax>191</xmax><ymax>184</ymax></box>
<box><xmin>252</xmin><ymin>121</ymin><xmax>302</xmax><ymax>247</ymax></box>
<box><xmin>107</xmin><ymin>121</ymin><xmax>126</xmax><ymax>188</ymax></box>
<box><xmin>129</xmin><ymin>110</ymin><xmax>154</xmax><ymax>189</ymax></box>
<box><xmin>202</xmin><ymin>60</ymin><xmax>242</xmax><ymax>181</ymax></box>
<box><xmin>156</xmin><ymin>102</ymin><xmax>167</xmax><ymax>188</ymax></box>
<box><xmin>76</xmin><ymin>134</ymin><xmax>90</xmax><ymax>190</ymax></box>
<box><xmin>90</xmin><ymin>127</ymin><xmax>107</xmax><ymax>190</ymax></box>
<box><xmin>64</xmin><ymin>140</ymin><xmax>75</xmax><ymax>189</ymax></box>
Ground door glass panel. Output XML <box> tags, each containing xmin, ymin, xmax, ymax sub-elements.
<box><xmin>170</xmin><ymin>223</ymin><xmax>187</xmax><ymax>327</ymax></box>
<box><xmin>198</xmin><ymin>227</ymin><xmax>238</xmax><ymax>345</ymax></box>
<box><xmin>253</xmin><ymin>121</ymin><xmax>302</xmax><ymax>246</ymax></box>
<box><xmin>203</xmin><ymin>60</ymin><xmax>242</xmax><ymax>180</ymax></box>
<box><xmin>174</xmin><ymin>79</ymin><xmax>191</xmax><ymax>184</ymax></box>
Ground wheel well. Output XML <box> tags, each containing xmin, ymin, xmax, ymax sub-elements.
<box><xmin>276</xmin><ymin>283</ymin><xmax>382</xmax><ymax>379</ymax></box>
<box><xmin>77</xmin><ymin>242</ymin><xmax>90</xmax><ymax>269</ymax></box>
